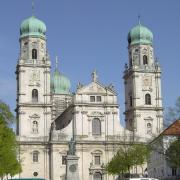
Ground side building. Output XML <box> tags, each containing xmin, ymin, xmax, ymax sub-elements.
<box><xmin>148</xmin><ymin>119</ymin><xmax>180</xmax><ymax>179</ymax></box>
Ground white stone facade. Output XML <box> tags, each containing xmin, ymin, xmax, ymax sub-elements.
<box><xmin>15</xmin><ymin>16</ymin><xmax>164</xmax><ymax>180</ymax></box>
<box><xmin>124</xmin><ymin>44</ymin><xmax>163</xmax><ymax>139</ymax></box>
<box><xmin>148</xmin><ymin>136</ymin><xmax>180</xmax><ymax>179</ymax></box>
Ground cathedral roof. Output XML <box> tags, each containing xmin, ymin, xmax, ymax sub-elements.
<box><xmin>20</xmin><ymin>16</ymin><xmax>46</xmax><ymax>39</ymax></box>
<box><xmin>128</xmin><ymin>23</ymin><xmax>153</xmax><ymax>46</ymax></box>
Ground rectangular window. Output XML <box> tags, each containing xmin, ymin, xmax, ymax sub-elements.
<box><xmin>96</xmin><ymin>96</ymin><xmax>102</xmax><ymax>102</ymax></box>
<box><xmin>92</xmin><ymin>118</ymin><xmax>101</xmax><ymax>135</ymax></box>
<box><xmin>94</xmin><ymin>156</ymin><xmax>100</xmax><ymax>165</ymax></box>
<box><xmin>90</xmin><ymin>96</ymin><xmax>95</xmax><ymax>102</ymax></box>
<box><xmin>33</xmin><ymin>152</ymin><xmax>38</xmax><ymax>162</ymax></box>
<box><xmin>62</xmin><ymin>156</ymin><xmax>66</xmax><ymax>165</ymax></box>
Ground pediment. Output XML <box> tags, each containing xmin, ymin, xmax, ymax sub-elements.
<box><xmin>88</xmin><ymin>111</ymin><xmax>104</xmax><ymax>117</ymax></box>
<box><xmin>76</xmin><ymin>82</ymin><xmax>116</xmax><ymax>95</ymax></box>
<box><xmin>144</xmin><ymin>116</ymin><xmax>153</xmax><ymax>121</ymax></box>
<box><xmin>91</xmin><ymin>150</ymin><xmax>103</xmax><ymax>154</ymax></box>
<box><xmin>29</xmin><ymin>114</ymin><xmax>40</xmax><ymax>119</ymax></box>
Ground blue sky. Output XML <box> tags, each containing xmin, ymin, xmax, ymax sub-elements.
<box><xmin>0</xmin><ymin>0</ymin><xmax>179</xmax><ymax>123</ymax></box>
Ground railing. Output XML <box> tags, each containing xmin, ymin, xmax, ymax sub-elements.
<box><xmin>18</xmin><ymin>59</ymin><xmax>51</xmax><ymax>66</ymax></box>
<box><xmin>51</xmin><ymin>132</ymin><xmax>148</xmax><ymax>143</ymax></box>
<box><xmin>16</xmin><ymin>136</ymin><xmax>49</xmax><ymax>142</ymax></box>
<box><xmin>124</xmin><ymin>63</ymin><xmax>161</xmax><ymax>74</ymax></box>
<box><xmin>72</xmin><ymin>99</ymin><xmax>118</xmax><ymax>105</ymax></box>
<box><xmin>17</xmin><ymin>133</ymin><xmax>149</xmax><ymax>143</ymax></box>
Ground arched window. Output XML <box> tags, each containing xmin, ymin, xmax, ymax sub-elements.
<box><xmin>143</xmin><ymin>55</ymin><xmax>148</xmax><ymax>65</ymax></box>
<box><xmin>32</xmin><ymin>89</ymin><xmax>38</xmax><ymax>102</ymax></box>
<box><xmin>32</xmin><ymin>121</ymin><xmax>38</xmax><ymax>133</ymax></box>
<box><xmin>92</xmin><ymin>118</ymin><xmax>101</xmax><ymax>135</ymax></box>
<box><xmin>147</xmin><ymin>123</ymin><xmax>152</xmax><ymax>134</ymax></box>
<box><xmin>32</xmin><ymin>49</ymin><xmax>37</xmax><ymax>59</ymax></box>
<box><xmin>145</xmin><ymin>94</ymin><xmax>151</xmax><ymax>105</ymax></box>
<box><xmin>33</xmin><ymin>151</ymin><xmax>39</xmax><ymax>162</ymax></box>
<box><xmin>93</xmin><ymin>172</ymin><xmax>102</xmax><ymax>180</ymax></box>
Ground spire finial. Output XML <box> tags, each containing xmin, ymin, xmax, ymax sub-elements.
<box><xmin>91</xmin><ymin>69</ymin><xmax>98</xmax><ymax>82</ymax></box>
<box><xmin>138</xmin><ymin>14</ymin><xmax>141</xmax><ymax>25</ymax></box>
<box><xmin>32</xmin><ymin>0</ymin><xmax>35</xmax><ymax>16</ymax></box>
<box><xmin>55</xmin><ymin>56</ymin><xmax>59</xmax><ymax>70</ymax></box>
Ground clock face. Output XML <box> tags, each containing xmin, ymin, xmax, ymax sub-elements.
<box><xmin>143</xmin><ymin>76</ymin><xmax>152</xmax><ymax>86</ymax></box>
<box><xmin>69</xmin><ymin>164</ymin><xmax>77</xmax><ymax>172</ymax></box>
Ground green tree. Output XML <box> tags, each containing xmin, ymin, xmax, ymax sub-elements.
<box><xmin>165</xmin><ymin>138</ymin><xmax>180</xmax><ymax>169</ymax></box>
<box><xmin>0</xmin><ymin>101</ymin><xmax>21</xmax><ymax>180</ymax></box>
<box><xmin>133</xmin><ymin>144</ymin><xmax>150</xmax><ymax>165</ymax></box>
<box><xmin>106</xmin><ymin>144</ymin><xmax>150</xmax><ymax>177</ymax></box>
<box><xmin>0</xmin><ymin>100</ymin><xmax>14</xmax><ymax>125</ymax></box>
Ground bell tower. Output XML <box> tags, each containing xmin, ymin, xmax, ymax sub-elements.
<box><xmin>16</xmin><ymin>16</ymin><xmax>51</xmax><ymax>138</ymax></box>
<box><xmin>16</xmin><ymin>16</ymin><xmax>51</xmax><ymax>178</ymax></box>
<box><xmin>123</xmin><ymin>22</ymin><xmax>163</xmax><ymax>140</ymax></box>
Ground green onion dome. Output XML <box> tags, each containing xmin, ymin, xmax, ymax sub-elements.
<box><xmin>51</xmin><ymin>69</ymin><xmax>71</xmax><ymax>94</ymax></box>
<box><xmin>128</xmin><ymin>23</ymin><xmax>153</xmax><ymax>46</ymax></box>
<box><xmin>20</xmin><ymin>16</ymin><xmax>46</xmax><ymax>39</ymax></box>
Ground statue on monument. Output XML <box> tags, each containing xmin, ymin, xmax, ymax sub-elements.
<box><xmin>67</xmin><ymin>138</ymin><xmax>76</xmax><ymax>155</ymax></box>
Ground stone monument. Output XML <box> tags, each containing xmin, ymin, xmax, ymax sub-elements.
<box><xmin>66</xmin><ymin>138</ymin><xmax>80</xmax><ymax>180</ymax></box>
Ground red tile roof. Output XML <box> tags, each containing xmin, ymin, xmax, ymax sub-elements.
<box><xmin>163</xmin><ymin>119</ymin><xmax>180</xmax><ymax>135</ymax></box>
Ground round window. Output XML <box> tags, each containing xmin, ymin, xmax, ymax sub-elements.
<box><xmin>33</xmin><ymin>172</ymin><xmax>38</xmax><ymax>177</ymax></box>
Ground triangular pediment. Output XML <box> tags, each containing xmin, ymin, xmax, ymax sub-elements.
<box><xmin>88</xmin><ymin>111</ymin><xmax>104</xmax><ymax>117</ymax></box>
<box><xmin>76</xmin><ymin>81</ymin><xmax>116</xmax><ymax>95</ymax></box>
<box><xmin>29</xmin><ymin>114</ymin><xmax>40</xmax><ymax>119</ymax></box>
<box><xmin>144</xmin><ymin>116</ymin><xmax>153</xmax><ymax>120</ymax></box>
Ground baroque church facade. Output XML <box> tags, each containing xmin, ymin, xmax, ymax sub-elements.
<box><xmin>16</xmin><ymin>14</ymin><xmax>163</xmax><ymax>180</ymax></box>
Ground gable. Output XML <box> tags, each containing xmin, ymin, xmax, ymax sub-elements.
<box><xmin>76</xmin><ymin>82</ymin><xmax>116</xmax><ymax>95</ymax></box>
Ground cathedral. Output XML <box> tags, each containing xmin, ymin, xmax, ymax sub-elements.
<box><xmin>16</xmin><ymin>14</ymin><xmax>163</xmax><ymax>180</ymax></box>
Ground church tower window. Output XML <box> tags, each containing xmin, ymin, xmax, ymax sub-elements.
<box><xmin>143</xmin><ymin>55</ymin><xmax>148</xmax><ymax>65</ymax></box>
<box><xmin>32</xmin><ymin>49</ymin><xmax>37</xmax><ymax>59</ymax></box>
<box><xmin>32</xmin><ymin>120</ymin><xmax>38</xmax><ymax>133</ymax></box>
<box><xmin>145</xmin><ymin>93</ymin><xmax>151</xmax><ymax>105</ymax></box>
<box><xmin>33</xmin><ymin>151</ymin><xmax>39</xmax><ymax>162</ymax></box>
<box><xmin>92</xmin><ymin>118</ymin><xmax>101</xmax><ymax>135</ymax></box>
<box><xmin>32</xmin><ymin>89</ymin><xmax>38</xmax><ymax>102</ymax></box>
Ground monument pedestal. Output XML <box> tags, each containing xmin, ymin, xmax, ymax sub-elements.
<box><xmin>66</xmin><ymin>155</ymin><xmax>80</xmax><ymax>180</ymax></box>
